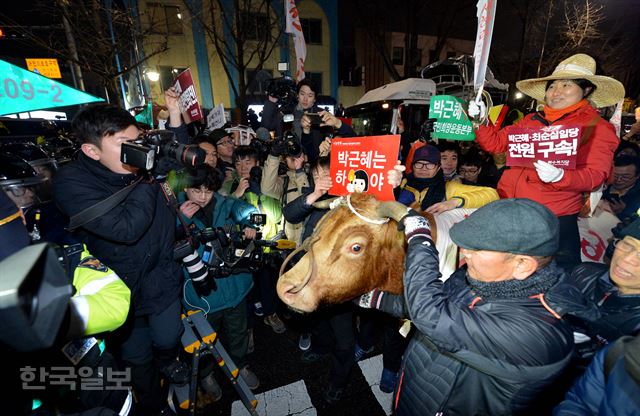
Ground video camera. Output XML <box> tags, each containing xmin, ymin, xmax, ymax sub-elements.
<box><xmin>252</xmin><ymin>128</ymin><xmax>302</xmax><ymax>162</ymax></box>
<box><xmin>265</xmin><ymin>75</ymin><xmax>298</xmax><ymax>116</ymax></box>
<box><xmin>120</xmin><ymin>129</ymin><xmax>206</xmax><ymax>175</ymax></box>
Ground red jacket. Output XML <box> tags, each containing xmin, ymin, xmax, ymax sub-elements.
<box><xmin>475</xmin><ymin>105</ymin><xmax>619</xmax><ymax>216</ymax></box>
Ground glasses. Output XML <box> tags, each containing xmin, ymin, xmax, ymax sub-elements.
<box><xmin>614</xmin><ymin>174</ymin><xmax>636</xmax><ymax>181</ymax></box>
<box><xmin>217</xmin><ymin>138</ymin><xmax>234</xmax><ymax>146</ymax></box>
<box><xmin>459</xmin><ymin>168</ymin><xmax>479</xmax><ymax>174</ymax></box>
<box><xmin>189</xmin><ymin>188</ymin><xmax>214</xmax><ymax>196</ymax></box>
<box><xmin>413</xmin><ymin>161</ymin><xmax>437</xmax><ymax>169</ymax></box>
<box><xmin>613</xmin><ymin>238</ymin><xmax>640</xmax><ymax>260</ymax></box>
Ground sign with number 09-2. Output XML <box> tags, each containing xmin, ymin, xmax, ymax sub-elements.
<box><xmin>0</xmin><ymin>59</ymin><xmax>103</xmax><ymax>115</ymax></box>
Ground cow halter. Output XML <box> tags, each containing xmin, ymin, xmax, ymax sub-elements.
<box><xmin>336</xmin><ymin>194</ymin><xmax>390</xmax><ymax>225</ymax></box>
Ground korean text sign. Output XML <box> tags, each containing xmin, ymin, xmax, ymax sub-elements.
<box><xmin>428</xmin><ymin>95</ymin><xmax>475</xmax><ymax>141</ymax></box>
<box><xmin>507</xmin><ymin>125</ymin><xmax>582</xmax><ymax>169</ymax></box>
<box><xmin>0</xmin><ymin>59</ymin><xmax>103</xmax><ymax>116</ymax></box>
<box><xmin>174</xmin><ymin>69</ymin><xmax>203</xmax><ymax>123</ymax></box>
<box><xmin>329</xmin><ymin>135</ymin><xmax>400</xmax><ymax>201</ymax></box>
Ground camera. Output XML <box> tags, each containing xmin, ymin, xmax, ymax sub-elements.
<box><xmin>265</xmin><ymin>75</ymin><xmax>298</xmax><ymax>116</ymax></box>
<box><xmin>120</xmin><ymin>129</ymin><xmax>206</xmax><ymax>174</ymax></box>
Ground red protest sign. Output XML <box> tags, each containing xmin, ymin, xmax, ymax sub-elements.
<box><xmin>329</xmin><ymin>135</ymin><xmax>400</xmax><ymax>201</ymax></box>
<box><xmin>174</xmin><ymin>69</ymin><xmax>203</xmax><ymax>123</ymax></box>
<box><xmin>507</xmin><ymin>125</ymin><xmax>582</xmax><ymax>170</ymax></box>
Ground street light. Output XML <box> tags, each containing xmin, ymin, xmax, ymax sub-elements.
<box><xmin>515</xmin><ymin>92</ymin><xmax>524</xmax><ymax>100</ymax></box>
<box><xmin>145</xmin><ymin>70</ymin><xmax>160</xmax><ymax>82</ymax></box>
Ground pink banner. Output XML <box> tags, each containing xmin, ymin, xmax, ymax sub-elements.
<box><xmin>329</xmin><ymin>135</ymin><xmax>400</xmax><ymax>201</ymax></box>
<box><xmin>174</xmin><ymin>69</ymin><xmax>203</xmax><ymax>124</ymax></box>
<box><xmin>506</xmin><ymin>125</ymin><xmax>582</xmax><ymax>170</ymax></box>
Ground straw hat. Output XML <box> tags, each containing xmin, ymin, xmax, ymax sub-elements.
<box><xmin>516</xmin><ymin>54</ymin><xmax>625</xmax><ymax>108</ymax></box>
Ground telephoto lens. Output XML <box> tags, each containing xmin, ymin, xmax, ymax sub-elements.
<box><xmin>183</xmin><ymin>250</ymin><xmax>216</xmax><ymax>296</ymax></box>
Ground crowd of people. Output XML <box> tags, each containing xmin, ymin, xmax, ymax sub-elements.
<box><xmin>1</xmin><ymin>52</ymin><xmax>640</xmax><ymax>416</ymax></box>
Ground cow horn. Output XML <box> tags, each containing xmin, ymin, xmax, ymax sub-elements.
<box><xmin>376</xmin><ymin>201</ymin><xmax>410</xmax><ymax>223</ymax></box>
<box><xmin>312</xmin><ymin>197</ymin><xmax>340</xmax><ymax>209</ymax></box>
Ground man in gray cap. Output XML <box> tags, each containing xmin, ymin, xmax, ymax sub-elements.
<box><xmin>359</xmin><ymin>198</ymin><xmax>594</xmax><ymax>415</ymax></box>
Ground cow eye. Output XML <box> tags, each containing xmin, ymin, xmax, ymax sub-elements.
<box><xmin>349</xmin><ymin>243</ymin><xmax>362</xmax><ymax>253</ymax></box>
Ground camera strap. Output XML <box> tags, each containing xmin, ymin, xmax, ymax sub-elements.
<box><xmin>67</xmin><ymin>178</ymin><xmax>143</xmax><ymax>231</ymax></box>
<box><xmin>159</xmin><ymin>181</ymin><xmax>193</xmax><ymax>241</ymax></box>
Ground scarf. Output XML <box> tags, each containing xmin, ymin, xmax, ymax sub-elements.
<box><xmin>404</xmin><ymin>170</ymin><xmax>447</xmax><ymax>211</ymax></box>
<box><xmin>466</xmin><ymin>261</ymin><xmax>561</xmax><ymax>301</ymax></box>
<box><xmin>542</xmin><ymin>99</ymin><xmax>589</xmax><ymax>123</ymax></box>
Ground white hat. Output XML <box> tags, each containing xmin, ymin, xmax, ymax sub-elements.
<box><xmin>516</xmin><ymin>54</ymin><xmax>625</xmax><ymax>108</ymax></box>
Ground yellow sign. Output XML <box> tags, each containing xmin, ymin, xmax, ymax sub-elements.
<box><xmin>25</xmin><ymin>58</ymin><xmax>62</xmax><ymax>79</ymax></box>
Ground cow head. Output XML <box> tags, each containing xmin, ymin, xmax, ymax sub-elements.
<box><xmin>276</xmin><ymin>193</ymin><xmax>409</xmax><ymax>313</ymax></box>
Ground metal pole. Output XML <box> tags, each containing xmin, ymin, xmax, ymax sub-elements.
<box><xmin>61</xmin><ymin>10</ymin><xmax>85</xmax><ymax>91</ymax></box>
<box><xmin>536</xmin><ymin>0</ymin><xmax>554</xmax><ymax>77</ymax></box>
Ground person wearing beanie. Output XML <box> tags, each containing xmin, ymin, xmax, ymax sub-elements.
<box><xmin>565</xmin><ymin>215</ymin><xmax>640</xmax><ymax>368</ymax></box>
<box><xmin>392</xmin><ymin>144</ymin><xmax>499</xmax><ymax>214</ymax></box>
<box><xmin>469</xmin><ymin>54</ymin><xmax>625</xmax><ymax>272</ymax></box>
<box><xmin>357</xmin><ymin>198</ymin><xmax>595</xmax><ymax>415</ymax></box>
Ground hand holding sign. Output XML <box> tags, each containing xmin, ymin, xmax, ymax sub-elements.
<box><xmin>534</xmin><ymin>160</ymin><xmax>565</xmax><ymax>183</ymax></box>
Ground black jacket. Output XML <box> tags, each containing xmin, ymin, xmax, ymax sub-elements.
<box><xmin>379</xmin><ymin>235</ymin><xmax>594</xmax><ymax>415</ymax></box>
<box><xmin>569</xmin><ymin>262</ymin><xmax>640</xmax><ymax>344</ymax></box>
<box><xmin>53</xmin><ymin>153</ymin><xmax>182</xmax><ymax>316</ymax></box>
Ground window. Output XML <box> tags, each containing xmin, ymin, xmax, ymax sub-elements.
<box><xmin>242</xmin><ymin>12</ymin><xmax>269</xmax><ymax>41</ymax></box>
<box><xmin>147</xmin><ymin>3</ymin><xmax>183</xmax><ymax>35</ymax></box>
<box><xmin>300</xmin><ymin>18</ymin><xmax>322</xmax><ymax>44</ymax></box>
<box><xmin>159</xmin><ymin>66</ymin><xmax>187</xmax><ymax>92</ymax></box>
<box><xmin>392</xmin><ymin>47</ymin><xmax>404</xmax><ymax>66</ymax></box>
<box><xmin>305</xmin><ymin>72</ymin><xmax>323</xmax><ymax>94</ymax></box>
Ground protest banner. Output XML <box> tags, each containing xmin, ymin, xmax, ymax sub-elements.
<box><xmin>428</xmin><ymin>95</ymin><xmax>475</xmax><ymax>141</ymax></box>
<box><xmin>174</xmin><ymin>69</ymin><xmax>203</xmax><ymax>123</ymax></box>
<box><xmin>329</xmin><ymin>135</ymin><xmax>400</xmax><ymax>201</ymax></box>
<box><xmin>578</xmin><ymin>208</ymin><xmax>619</xmax><ymax>263</ymax></box>
<box><xmin>207</xmin><ymin>103</ymin><xmax>227</xmax><ymax>130</ymax></box>
<box><xmin>507</xmin><ymin>125</ymin><xmax>582</xmax><ymax>169</ymax></box>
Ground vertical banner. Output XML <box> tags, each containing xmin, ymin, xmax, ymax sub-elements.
<box><xmin>285</xmin><ymin>0</ymin><xmax>307</xmax><ymax>81</ymax></box>
<box><xmin>473</xmin><ymin>0</ymin><xmax>497</xmax><ymax>95</ymax></box>
<box><xmin>329</xmin><ymin>135</ymin><xmax>400</xmax><ymax>201</ymax></box>
<box><xmin>174</xmin><ymin>69</ymin><xmax>203</xmax><ymax>123</ymax></box>
<box><xmin>609</xmin><ymin>99</ymin><xmax>623</xmax><ymax>138</ymax></box>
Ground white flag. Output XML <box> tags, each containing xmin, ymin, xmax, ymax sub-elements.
<box><xmin>285</xmin><ymin>0</ymin><xmax>306</xmax><ymax>81</ymax></box>
<box><xmin>610</xmin><ymin>99</ymin><xmax>623</xmax><ymax>137</ymax></box>
<box><xmin>473</xmin><ymin>0</ymin><xmax>497</xmax><ymax>96</ymax></box>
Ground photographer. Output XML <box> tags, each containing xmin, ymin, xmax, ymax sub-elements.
<box><xmin>52</xmin><ymin>104</ymin><xmax>189</xmax><ymax>414</ymax></box>
<box><xmin>261</xmin><ymin>78</ymin><xmax>355</xmax><ymax>163</ymax></box>
<box><xmin>222</xmin><ymin>146</ymin><xmax>287</xmax><ymax>335</ymax></box>
<box><xmin>260</xmin><ymin>131</ymin><xmax>310</xmax><ymax>245</ymax></box>
<box><xmin>177</xmin><ymin>167</ymin><xmax>260</xmax><ymax>392</ymax></box>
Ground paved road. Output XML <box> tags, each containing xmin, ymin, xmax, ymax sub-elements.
<box><xmin>193</xmin><ymin>311</ymin><xmax>393</xmax><ymax>416</ymax></box>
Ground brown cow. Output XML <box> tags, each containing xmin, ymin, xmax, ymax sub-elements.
<box><xmin>276</xmin><ymin>193</ymin><xmax>473</xmax><ymax>312</ymax></box>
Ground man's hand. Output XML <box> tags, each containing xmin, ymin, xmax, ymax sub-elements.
<box><xmin>468</xmin><ymin>101</ymin><xmax>486</xmax><ymax>119</ymax></box>
<box><xmin>319</xmin><ymin>137</ymin><xmax>332</xmax><ymax>157</ymax></box>
<box><xmin>355</xmin><ymin>288</ymin><xmax>384</xmax><ymax>309</ymax></box>
<box><xmin>270</xmin><ymin>140</ymin><xmax>288</xmax><ymax>157</ymax></box>
<box><xmin>165</xmin><ymin>87</ymin><xmax>183</xmax><ymax>127</ymax></box>
<box><xmin>306</xmin><ymin>175</ymin><xmax>333</xmax><ymax>205</ymax></box>
<box><xmin>300</xmin><ymin>114</ymin><xmax>312</xmax><ymax>134</ymax></box>
<box><xmin>180</xmin><ymin>201</ymin><xmax>200</xmax><ymax>218</ymax></box>
<box><xmin>243</xmin><ymin>227</ymin><xmax>257</xmax><ymax>240</ymax></box>
<box><xmin>387</xmin><ymin>161</ymin><xmax>406</xmax><ymax>188</ymax></box>
<box><xmin>425</xmin><ymin>199</ymin><xmax>459</xmax><ymax>214</ymax></box>
<box><xmin>234</xmin><ymin>178</ymin><xmax>250</xmax><ymax>198</ymax></box>
<box><xmin>401</xmin><ymin>211</ymin><xmax>431</xmax><ymax>242</ymax></box>
<box><xmin>608</xmin><ymin>198</ymin><xmax>626</xmax><ymax>215</ymax></box>
<box><xmin>534</xmin><ymin>160</ymin><xmax>565</xmax><ymax>183</ymax></box>
<box><xmin>319</xmin><ymin>111</ymin><xmax>342</xmax><ymax>129</ymax></box>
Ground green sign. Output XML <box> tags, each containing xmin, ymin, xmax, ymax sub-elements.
<box><xmin>428</xmin><ymin>95</ymin><xmax>476</xmax><ymax>141</ymax></box>
<box><xmin>134</xmin><ymin>101</ymin><xmax>153</xmax><ymax>128</ymax></box>
<box><xmin>0</xmin><ymin>59</ymin><xmax>104</xmax><ymax>116</ymax></box>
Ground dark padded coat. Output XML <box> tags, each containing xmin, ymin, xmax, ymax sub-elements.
<box><xmin>53</xmin><ymin>153</ymin><xmax>182</xmax><ymax>316</ymax></box>
<box><xmin>379</xmin><ymin>235</ymin><xmax>594</xmax><ymax>415</ymax></box>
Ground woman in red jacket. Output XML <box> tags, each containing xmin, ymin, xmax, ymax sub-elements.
<box><xmin>469</xmin><ymin>54</ymin><xmax>625</xmax><ymax>271</ymax></box>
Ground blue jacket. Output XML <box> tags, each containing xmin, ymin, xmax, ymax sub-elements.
<box><xmin>554</xmin><ymin>341</ymin><xmax>640</xmax><ymax>415</ymax></box>
<box><xmin>178</xmin><ymin>192</ymin><xmax>258</xmax><ymax>314</ymax></box>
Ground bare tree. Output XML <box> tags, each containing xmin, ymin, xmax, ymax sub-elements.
<box><xmin>181</xmin><ymin>0</ymin><xmax>283</xmax><ymax>121</ymax></box>
<box><xmin>12</xmin><ymin>0</ymin><xmax>171</xmax><ymax>106</ymax></box>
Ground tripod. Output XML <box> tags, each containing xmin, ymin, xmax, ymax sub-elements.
<box><xmin>170</xmin><ymin>310</ymin><xmax>259</xmax><ymax>415</ymax></box>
